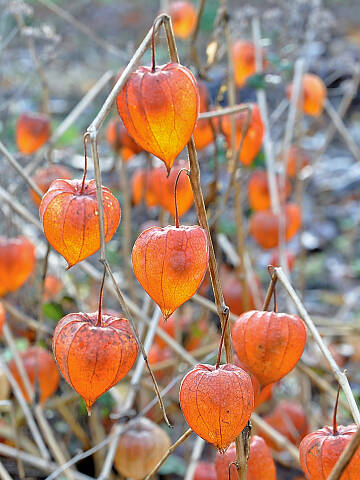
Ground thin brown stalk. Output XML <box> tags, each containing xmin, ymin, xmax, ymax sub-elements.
<box><xmin>143</xmin><ymin>429</ymin><xmax>194</xmax><ymax>480</ymax></box>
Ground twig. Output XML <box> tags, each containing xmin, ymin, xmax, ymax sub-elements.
<box><xmin>315</xmin><ymin>64</ymin><xmax>360</xmax><ymax>161</ymax></box>
<box><xmin>35</xmin><ymin>0</ymin><xmax>126</xmax><ymax>58</ymax></box>
<box><xmin>324</xmin><ymin>98</ymin><xmax>360</xmax><ymax>161</ymax></box>
<box><xmin>184</xmin><ymin>437</ymin><xmax>205</xmax><ymax>480</ymax></box>
<box><xmin>0</xmin><ymin>444</ymin><xmax>93</xmax><ymax>480</ymax></box>
<box><xmin>0</xmin><ymin>357</ymin><xmax>49</xmax><ymax>460</ymax></box>
<box><xmin>0</xmin><ymin>141</ymin><xmax>43</xmax><ymax>197</ymax></box>
<box><xmin>190</xmin><ymin>0</ymin><xmax>206</xmax><ymax>72</ymax></box>
<box><xmin>34</xmin><ymin>405</ymin><xmax>75</xmax><ymax>480</ymax></box>
<box><xmin>251</xmin><ymin>413</ymin><xmax>300</xmax><ymax>463</ymax></box>
<box><xmin>327</xmin><ymin>427</ymin><xmax>360</xmax><ymax>480</ymax></box>
<box><xmin>1</xmin><ymin>299</ymin><xmax>52</xmax><ymax>335</ymax></box>
<box><xmin>0</xmin><ymin>460</ymin><xmax>13</xmax><ymax>480</ymax></box>
<box><xmin>275</xmin><ymin>267</ymin><xmax>360</xmax><ymax>426</ymax></box>
<box><xmin>143</xmin><ymin>429</ymin><xmax>194</xmax><ymax>480</ymax></box>
<box><xmin>252</xmin><ymin>17</ymin><xmax>280</xmax><ymax>214</ymax></box>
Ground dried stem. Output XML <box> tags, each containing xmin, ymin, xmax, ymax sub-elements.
<box><xmin>143</xmin><ymin>429</ymin><xmax>193</xmax><ymax>480</ymax></box>
<box><xmin>215</xmin><ymin>307</ymin><xmax>230</xmax><ymax>369</ymax></box>
<box><xmin>262</xmin><ymin>266</ymin><xmax>278</xmax><ymax>311</ymax></box>
<box><xmin>275</xmin><ymin>267</ymin><xmax>360</xmax><ymax>426</ymax></box>
<box><xmin>80</xmin><ymin>133</ymin><xmax>90</xmax><ymax>195</ymax></box>
<box><xmin>96</xmin><ymin>266</ymin><xmax>106</xmax><ymax>328</ymax></box>
<box><xmin>174</xmin><ymin>168</ymin><xmax>190</xmax><ymax>228</ymax></box>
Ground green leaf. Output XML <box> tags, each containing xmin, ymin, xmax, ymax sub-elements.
<box><xmin>246</xmin><ymin>74</ymin><xmax>266</xmax><ymax>89</ymax></box>
<box><xmin>43</xmin><ymin>303</ymin><xmax>64</xmax><ymax>321</ymax></box>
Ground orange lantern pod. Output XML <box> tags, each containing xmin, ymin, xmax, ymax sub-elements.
<box><xmin>106</xmin><ymin>118</ymin><xmax>142</xmax><ymax>161</ymax></box>
<box><xmin>215</xmin><ymin>435</ymin><xmax>276</xmax><ymax>480</ymax></box>
<box><xmin>0</xmin><ymin>236</ymin><xmax>35</xmax><ymax>296</ymax></box>
<box><xmin>131</xmin><ymin>169</ymin><xmax>159</xmax><ymax>208</ymax></box>
<box><xmin>150</xmin><ymin>161</ymin><xmax>194</xmax><ymax>218</ymax></box>
<box><xmin>261</xmin><ymin>400</ymin><xmax>309</xmax><ymax>451</ymax></box>
<box><xmin>232</xmin><ymin>310</ymin><xmax>307</xmax><ymax>386</ymax></box>
<box><xmin>285</xmin><ymin>145</ymin><xmax>310</xmax><ymax>178</ymax></box>
<box><xmin>194</xmin><ymin>462</ymin><xmax>216</xmax><ymax>480</ymax></box>
<box><xmin>256</xmin><ymin>383</ymin><xmax>274</xmax><ymax>408</ymax></box>
<box><xmin>248</xmin><ymin>170</ymin><xmax>291</xmax><ymax>211</ymax></box>
<box><xmin>170</xmin><ymin>1</ymin><xmax>197</xmax><ymax>39</ymax></box>
<box><xmin>285</xmin><ymin>203</ymin><xmax>302</xmax><ymax>240</ymax></box>
<box><xmin>43</xmin><ymin>275</ymin><xmax>62</xmax><ymax>301</ymax></box>
<box><xmin>117</xmin><ymin>63</ymin><xmax>199</xmax><ymax>173</ymax></box>
<box><xmin>232</xmin><ymin>41</ymin><xmax>267</xmax><ymax>88</ymax></box>
<box><xmin>16</xmin><ymin>112</ymin><xmax>51</xmax><ymax>155</ymax></box>
<box><xmin>30</xmin><ymin>164</ymin><xmax>72</xmax><ymax>207</ymax></box>
<box><xmin>40</xmin><ymin>179</ymin><xmax>121</xmax><ymax>268</ymax></box>
<box><xmin>53</xmin><ymin>312</ymin><xmax>138</xmax><ymax>412</ymax></box>
<box><xmin>132</xmin><ymin>225</ymin><xmax>209</xmax><ymax>319</ymax></box>
<box><xmin>9</xmin><ymin>346</ymin><xmax>59</xmax><ymax>404</ymax></box>
<box><xmin>179</xmin><ymin>363</ymin><xmax>254</xmax><ymax>451</ymax></box>
<box><xmin>114</xmin><ymin>417</ymin><xmax>171</xmax><ymax>479</ymax></box>
<box><xmin>249</xmin><ymin>204</ymin><xmax>302</xmax><ymax>249</ymax></box>
<box><xmin>193</xmin><ymin>80</ymin><xmax>215</xmax><ymax>151</ymax></box>
<box><xmin>222</xmin><ymin>104</ymin><xmax>264</xmax><ymax>166</ymax></box>
<box><xmin>300</xmin><ymin>393</ymin><xmax>360</xmax><ymax>479</ymax></box>
<box><xmin>287</xmin><ymin>73</ymin><xmax>327</xmax><ymax>116</ymax></box>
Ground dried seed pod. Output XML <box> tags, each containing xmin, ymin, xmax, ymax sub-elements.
<box><xmin>0</xmin><ymin>236</ymin><xmax>35</xmax><ymax>296</ymax></box>
<box><xmin>16</xmin><ymin>112</ymin><xmax>51</xmax><ymax>155</ymax></box>
<box><xmin>179</xmin><ymin>363</ymin><xmax>254</xmax><ymax>451</ymax></box>
<box><xmin>232</xmin><ymin>310</ymin><xmax>307</xmax><ymax>386</ymax></box>
<box><xmin>117</xmin><ymin>63</ymin><xmax>199</xmax><ymax>173</ymax></box>
<box><xmin>9</xmin><ymin>346</ymin><xmax>59</xmax><ymax>404</ymax></box>
<box><xmin>114</xmin><ymin>417</ymin><xmax>171</xmax><ymax>480</ymax></box>
<box><xmin>40</xmin><ymin>179</ymin><xmax>120</xmax><ymax>268</ymax></box>
<box><xmin>53</xmin><ymin>312</ymin><xmax>138</xmax><ymax>412</ymax></box>
<box><xmin>132</xmin><ymin>225</ymin><xmax>209</xmax><ymax>319</ymax></box>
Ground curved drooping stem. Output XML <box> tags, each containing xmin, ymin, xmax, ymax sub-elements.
<box><xmin>215</xmin><ymin>307</ymin><xmax>230</xmax><ymax>369</ymax></box>
<box><xmin>174</xmin><ymin>168</ymin><xmax>190</xmax><ymax>228</ymax></box>
<box><xmin>151</xmin><ymin>15</ymin><xmax>165</xmax><ymax>73</ymax></box>
<box><xmin>81</xmin><ymin>132</ymin><xmax>90</xmax><ymax>194</ymax></box>
<box><xmin>333</xmin><ymin>384</ymin><xmax>341</xmax><ymax>436</ymax></box>
<box><xmin>96</xmin><ymin>266</ymin><xmax>106</xmax><ymax>328</ymax></box>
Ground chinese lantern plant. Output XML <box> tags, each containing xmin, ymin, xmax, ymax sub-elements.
<box><xmin>117</xmin><ymin>16</ymin><xmax>199</xmax><ymax>173</ymax></box>
<box><xmin>232</xmin><ymin>40</ymin><xmax>267</xmax><ymax>88</ymax></box>
<box><xmin>132</xmin><ymin>168</ymin><xmax>209</xmax><ymax>319</ymax></box>
<box><xmin>287</xmin><ymin>73</ymin><xmax>327</xmax><ymax>116</ymax></box>
<box><xmin>169</xmin><ymin>1</ymin><xmax>197</xmax><ymax>39</ymax></box>
<box><xmin>248</xmin><ymin>170</ymin><xmax>291</xmax><ymax>211</ymax></box>
<box><xmin>30</xmin><ymin>164</ymin><xmax>72</xmax><ymax>207</ymax></box>
<box><xmin>40</xmin><ymin>149</ymin><xmax>121</xmax><ymax>268</ymax></box>
<box><xmin>221</xmin><ymin>104</ymin><xmax>264</xmax><ymax>166</ymax></box>
<box><xmin>300</xmin><ymin>388</ymin><xmax>360</xmax><ymax>479</ymax></box>
<box><xmin>9</xmin><ymin>346</ymin><xmax>60</xmax><ymax>404</ymax></box>
<box><xmin>114</xmin><ymin>417</ymin><xmax>171</xmax><ymax>480</ymax></box>
<box><xmin>53</xmin><ymin>274</ymin><xmax>138</xmax><ymax>412</ymax></box>
<box><xmin>106</xmin><ymin>117</ymin><xmax>142</xmax><ymax>161</ymax></box>
<box><xmin>16</xmin><ymin>112</ymin><xmax>51</xmax><ymax>155</ymax></box>
<box><xmin>215</xmin><ymin>435</ymin><xmax>276</xmax><ymax>480</ymax></box>
<box><xmin>249</xmin><ymin>203</ymin><xmax>302</xmax><ymax>249</ymax></box>
<box><xmin>232</xmin><ymin>309</ymin><xmax>307</xmax><ymax>386</ymax></box>
<box><xmin>0</xmin><ymin>304</ymin><xmax>5</xmax><ymax>338</ymax></box>
<box><xmin>0</xmin><ymin>236</ymin><xmax>35</xmax><ymax>296</ymax></box>
<box><xmin>260</xmin><ymin>400</ymin><xmax>309</xmax><ymax>451</ymax></box>
<box><xmin>180</xmin><ymin>312</ymin><xmax>254</xmax><ymax>451</ymax></box>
